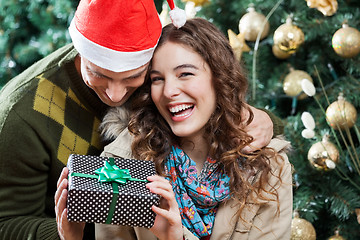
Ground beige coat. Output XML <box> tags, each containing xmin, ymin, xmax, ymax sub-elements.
<box><xmin>95</xmin><ymin>126</ymin><xmax>293</xmax><ymax>240</ymax></box>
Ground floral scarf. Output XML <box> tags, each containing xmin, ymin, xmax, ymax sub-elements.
<box><xmin>164</xmin><ymin>145</ymin><xmax>231</xmax><ymax>238</ymax></box>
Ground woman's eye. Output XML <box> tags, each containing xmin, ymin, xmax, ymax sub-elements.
<box><xmin>150</xmin><ymin>76</ymin><xmax>163</xmax><ymax>82</ymax></box>
<box><xmin>179</xmin><ymin>72</ymin><xmax>194</xmax><ymax>78</ymax></box>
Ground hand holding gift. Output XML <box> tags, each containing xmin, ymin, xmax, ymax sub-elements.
<box><xmin>147</xmin><ymin>175</ymin><xmax>182</xmax><ymax>240</ymax></box>
<box><xmin>55</xmin><ymin>167</ymin><xmax>85</xmax><ymax>240</ymax></box>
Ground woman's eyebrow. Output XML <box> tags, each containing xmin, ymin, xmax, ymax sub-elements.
<box><xmin>174</xmin><ymin>64</ymin><xmax>198</xmax><ymax>71</ymax></box>
<box><xmin>149</xmin><ymin>64</ymin><xmax>199</xmax><ymax>75</ymax></box>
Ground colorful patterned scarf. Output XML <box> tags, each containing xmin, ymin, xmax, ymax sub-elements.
<box><xmin>164</xmin><ymin>145</ymin><xmax>231</xmax><ymax>238</ymax></box>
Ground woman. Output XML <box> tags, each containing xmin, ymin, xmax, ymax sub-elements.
<box><xmin>97</xmin><ymin>18</ymin><xmax>292</xmax><ymax>240</ymax></box>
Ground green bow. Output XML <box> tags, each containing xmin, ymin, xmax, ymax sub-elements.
<box><xmin>94</xmin><ymin>160</ymin><xmax>147</xmax><ymax>184</ymax></box>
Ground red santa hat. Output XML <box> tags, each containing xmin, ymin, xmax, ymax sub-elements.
<box><xmin>69</xmin><ymin>0</ymin><xmax>186</xmax><ymax>72</ymax></box>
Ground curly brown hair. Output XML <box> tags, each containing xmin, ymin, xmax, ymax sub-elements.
<box><xmin>128</xmin><ymin>18</ymin><xmax>284</xmax><ymax>219</ymax></box>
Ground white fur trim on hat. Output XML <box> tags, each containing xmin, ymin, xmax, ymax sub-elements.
<box><xmin>69</xmin><ymin>20</ymin><xmax>156</xmax><ymax>72</ymax></box>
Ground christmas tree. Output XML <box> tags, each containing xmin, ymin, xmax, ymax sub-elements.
<box><xmin>1</xmin><ymin>0</ymin><xmax>360</xmax><ymax>238</ymax></box>
<box><xmin>0</xmin><ymin>0</ymin><xmax>78</xmax><ymax>87</ymax></box>
<box><xmin>193</xmin><ymin>0</ymin><xmax>360</xmax><ymax>238</ymax></box>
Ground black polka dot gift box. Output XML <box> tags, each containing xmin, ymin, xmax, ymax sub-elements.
<box><xmin>66</xmin><ymin>154</ymin><xmax>160</xmax><ymax>228</ymax></box>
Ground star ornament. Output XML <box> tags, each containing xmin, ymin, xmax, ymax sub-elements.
<box><xmin>227</xmin><ymin>29</ymin><xmax>251</xmax><ymax>61</ymax></box>
<box><xmin>305</xmin><ymin>0</ymin><xmax>338</xmax><ymax>16</ymax></box>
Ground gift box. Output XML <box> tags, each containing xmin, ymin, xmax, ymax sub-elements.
<box><xmin>67</xmin><ymin>154</ymin><xmax>160</xmax><ymax>228</ymax></box>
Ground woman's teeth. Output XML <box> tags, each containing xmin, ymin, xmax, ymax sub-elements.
<box><xmin>169</xmin><ymin>104</ymin><xmax>194</xmax><ymax>116</ymax></box>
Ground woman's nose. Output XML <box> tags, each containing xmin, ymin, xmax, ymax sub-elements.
<box><xmin>163</xmin><ymin>78</ymin><xmax>181</xmax><ymax>99</ymax></box>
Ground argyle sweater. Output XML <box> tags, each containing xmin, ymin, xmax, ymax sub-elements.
<box><xmin>0</xmin><ymin>44</ymin><xmax>108</xmax><ymax>240</ymax></box>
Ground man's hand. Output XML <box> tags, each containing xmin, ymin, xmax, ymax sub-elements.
<box><xmin>55</xmin><ymin>167</ymin><xmax>85</xmax><ymax>240</ymax></box>
<box><xmin>242</xmin><ymin>105</ymin><xmax>274</xmax><ymax>153</ymax></box>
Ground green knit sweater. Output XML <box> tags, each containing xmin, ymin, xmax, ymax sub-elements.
<box><xmin>0</xmin><ymin>44</ymin><xmax>108</xmax><ymax>240</ymax></box>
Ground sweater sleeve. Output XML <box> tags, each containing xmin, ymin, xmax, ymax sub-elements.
<box><xmin>0</xmin><ymin>44</ymin><xmax>98</xmax><ymax>240</ymax></box>
<box><xmin>0</xmin><ymin>106</ymin><xmax>97</xmax><ymax>240</ymax></box>
<box><xmin>0</xmin><ymin>110</ymin><xmax>62</xmax><ymax>240</ymax></box>
<box><xmin>260</xmin><ymin>109</ymin><xmax>284</xmax><ymax>137</ymax></box>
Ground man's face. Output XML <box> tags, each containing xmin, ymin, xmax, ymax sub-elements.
<box><xmin>80</xmin><ymin>57</ymin><xmax>148</xmax><ymax>107</ymax></box>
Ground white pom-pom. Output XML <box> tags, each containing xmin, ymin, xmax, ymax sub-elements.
<box><xmin>301</xmin><ymin>112</ymin><xmax>316</xmax><ymax>130</ymax></box>
<box><xmin>325</xmin><ymin>159</ymin><xmax>336</xmax><ymax>169</ymax></box>
<box><xmin>301</xmin><ymin>78</ymin><xmax>316</xmax><ymax>97</ymax></box>
<box><xmin>169</xmin><ymin>7</ymin><xmax>187</xmax><ymax>29</ymax></box>
<box><xmin>301</xmin><ymin>129</ymin><xmax>315</xmax><ymax>139</ymax></box>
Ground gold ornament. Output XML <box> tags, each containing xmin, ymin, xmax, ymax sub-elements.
<box><xmin>332</xmin><ymin>23</ymin><xmax>360</xmax><ymax>58</ymax></box>
<box><xmin>291</xmin><ymin>211</ymin><xmax>316</xmax><ymax>240</ymax></box>
<box><xmin>326</xmin><ymin>93</ymin><xmax>357</xmax><ymax>130</ymax></box>
<box><xmin>182</xmin><ymin>0</ymin><xmax>209</xmax><ymax>7</ymax></box>
<box><xmin>328</xmin><ymin>230</ymin><xmax>346</xmax><ymax>240</ymax></box>
<box><xmin>238</xmin><ymin>6</ymin><xmax>270</xmax><ymax>42</ymax></box>
<box><xmin>307</xmin><ymin>135</ymin><xmax>340</xmax><ymax>171</ymax></box>
<box><xmin>273</xmin><ymin>16</ymin><xmax>305</xmax><ymax>54</ymax></box>
<box><xmin>283</xmin><ymin>68</ymin><xmax>313</xmax><ymax>99</ymax></box>
<box><xmin>272</xmin><ymin>44</ymin><xmax>292</xmax><ymax>59</ymax></box>
<box><xmin>228</xmin><ymin>29</ymin><xmax>251</xmax><ymax>61</ymax></box>
<box><xmin>305</xmin><ymin>0</ymin><xmax>338</xmax><ymax>16</ymax></box>
<box><xmin>356</xmin><ymin>208</ymin><xmax>360</xmax><ymax>224</ymax></box>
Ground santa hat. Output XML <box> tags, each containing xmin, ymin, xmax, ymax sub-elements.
<box><xmin>69</xmin><ymin>0</ymin><xmax>186</xmax><ymax>72</ymax></box>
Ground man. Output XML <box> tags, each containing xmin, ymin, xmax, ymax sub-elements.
<box><xmin>0</xmin><ymin>0</ymin><xmax>281</xmax><ymax>239</ymax></box>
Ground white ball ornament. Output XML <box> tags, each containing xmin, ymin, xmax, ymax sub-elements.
<box><xmin>301</xmin><ymin>112</ymin><xmax>316</xmax><ymax>130</ymax></box>
<box><xmin>302</xmin><ymin>129</ymin><xmax>315</xmax><ymax>139</ymax></box>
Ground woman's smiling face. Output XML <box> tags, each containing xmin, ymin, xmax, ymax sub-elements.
<box><xmin>150</xmin><ymin>41</ymin><xmax>216</xmax><ymax>141</ymax></box>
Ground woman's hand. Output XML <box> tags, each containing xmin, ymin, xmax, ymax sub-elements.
<box><xmin>55</xmin><ymin>167</ymin><xmax>85</xmax><ymax>240</ymax></box>
<box><xmin>147</xmin><ymin>175</ymin><xmax>183</xmax><ymax>240</ymax></box>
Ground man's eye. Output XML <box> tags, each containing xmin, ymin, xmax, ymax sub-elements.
<box><xmin>88</xmin><ymin>70</ymin><xmax>101</xmax><ymax>78</ymax></box>
<box><xmin>92</xmin><ymin>73</ymin><xmax>102</xmax><ymax>78</ymax></box>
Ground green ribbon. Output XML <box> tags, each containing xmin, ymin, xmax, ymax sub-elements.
<box><xmin>94</xmin><ymin>160</ymin><xmax>147</xmax><ymax>184</ymax></box>
<box><xmin>69</xmin><ymin>157</ymin><xmax>147</xmax><ymax>224</ymax></box>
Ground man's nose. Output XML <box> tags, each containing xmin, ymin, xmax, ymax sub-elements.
<box><xmin>106</xmin><ymin>81</ymin><xmax>127</xmax><ymax>102</ymax></box>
